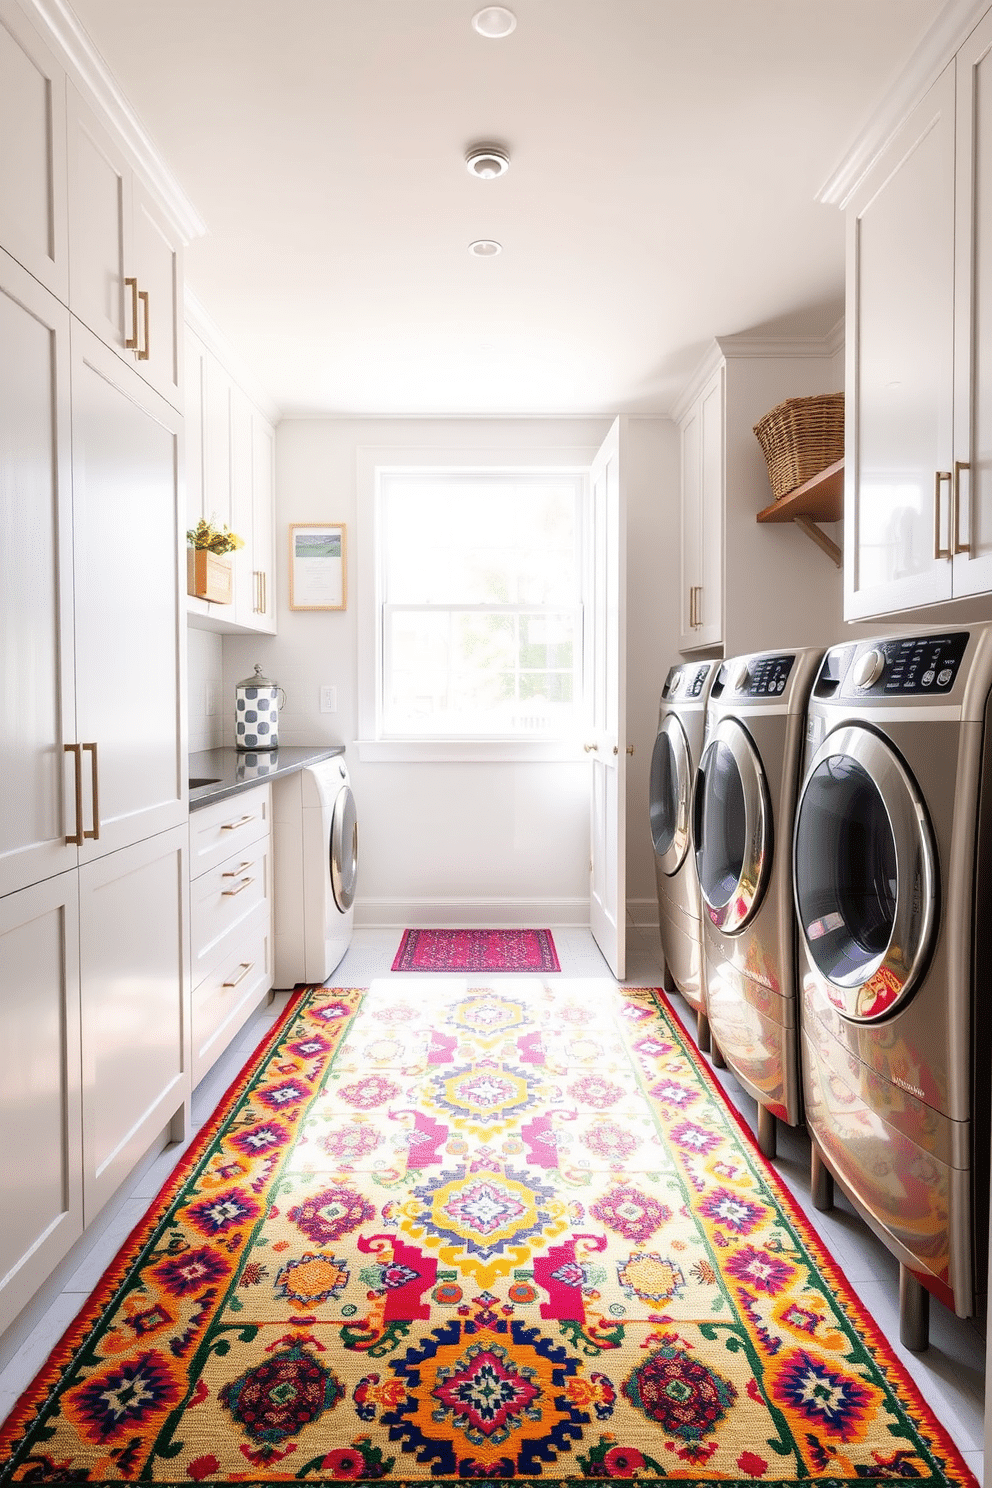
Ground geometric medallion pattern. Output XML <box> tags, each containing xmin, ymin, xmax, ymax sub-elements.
<box><xmin>0</xmin><ymin>980</ymin><xmax>975</xmax><ymax>1485</ymax></box>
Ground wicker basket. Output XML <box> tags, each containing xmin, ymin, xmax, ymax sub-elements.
<box><xmin>752</xmin><ymin>392</ymin><xmax>844</xmax><ymax>500</ymax></box>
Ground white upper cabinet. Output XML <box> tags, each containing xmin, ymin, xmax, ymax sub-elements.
<box><xmin>679</xmin><ymin>366</ymin><xmax>723</xmax><ymax>651</ymax></box>
<box><xmin>845</xmin><ymin>10</ymin><xmax>992</xmax><ymax>617</ymax></box>
<box><xmin>186</xmin><ymin>316</ymin><xmax>278</xmax><ymax>635</ymax></box>
<box><xmin>0</xmin><ymin>1</ymin><xmax>67</xmax><ymax>302</ymax></box>
<box><xmin>66</xmin><ymin>84</ymin><xmax>183</xmax><ymax>410</ymax></box>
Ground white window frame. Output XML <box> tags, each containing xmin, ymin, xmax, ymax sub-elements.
<box><xmin>357</xmin><ymin>444</ymin><xmax>599</xmax><ymax>762</ymax></box>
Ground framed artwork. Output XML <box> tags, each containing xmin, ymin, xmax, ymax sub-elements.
<box><xmin>289</xmin><ymin>523</ymin><xmax>347</xmax><ymax>610</ymax></box>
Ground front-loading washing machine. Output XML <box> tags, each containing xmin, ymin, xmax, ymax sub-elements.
<box><xmin>273</xmin><ymin>755</ymin><xmax>359</xmax><ymax>985</ymax></box>
<box><xmin>793</xmin><ymin>627</ymin><xmax>992</xmax><ymax>1350</ymax></box>
<box><xmin>692</xmin><ymin>647</ymin><xmax>823</xmax><ymax>1159</ymax></box>
<box><xmin>649</xmin><ymin>659</ymin><xmax>719</xmax><ymax>1050</ymax></box>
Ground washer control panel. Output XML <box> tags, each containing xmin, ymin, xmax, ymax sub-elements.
<box><xmin>716</xmin><ymin>653</ymin><xmax>795</xmax><ymax>699</ymax></box>
<box><xmin>832</xmin><ymin>632</ymin><xmax>970</xmax><ymax>698</ymax></box>
<box><xmin>663</xmin><ymin>662</ymin><xmax>712</xmax><ymax>700</ymax></box>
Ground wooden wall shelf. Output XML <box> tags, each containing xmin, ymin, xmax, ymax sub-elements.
<box><xmin>756</xmin><ymin>458</ymin><xmax>843</xmax><ymax>566</ymax></box>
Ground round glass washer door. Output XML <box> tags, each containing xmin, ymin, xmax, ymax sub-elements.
<box><xmin>330</xmin><ymin>785</ymin><xmax>359</xmax><ymax>912</ymax></box>
<box><xmin>693</xmin><ymin>717</ymin><xmax>771</xmax><ymax>933</ymax></box>
<box><xmin>649</xmin><ymin>713</ymin><xmax>693</xmax><ymax>875</ymax></box>
<box><xmin>792</xmin><ymin>724</ymin><xmax>937</xmax><ymax>1022</ymax></box>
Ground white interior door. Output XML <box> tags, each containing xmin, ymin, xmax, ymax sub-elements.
<box><xmin>588</xmin><ymin>416</ymin><xmax>626</xmax><ymax>978</ymax></box>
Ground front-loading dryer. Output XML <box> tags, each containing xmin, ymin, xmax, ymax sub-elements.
<box><xmin>692</xmin><ymin>647</ymin><xmax>823</xmax><ymax>1159</ymax></box>
<box><xmin>649</xmin><ymin>659</ymin><xmax>719</xmax><ymax>1051</ymax></box>
<box><xmin>793</xmin><ymin>627</ymin><xmax>992</xmax><ymax>1350</ymax></box>
<box><xmin>273</xmin><ymin>756</ymin><xmax>359</xmax><ymax>985</ymax></box>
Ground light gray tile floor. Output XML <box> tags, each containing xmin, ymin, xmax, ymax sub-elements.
<box><xmin>0</xmin><ymin>924</ymin><xmax>984</xmax><ymax>1478</ymax></box>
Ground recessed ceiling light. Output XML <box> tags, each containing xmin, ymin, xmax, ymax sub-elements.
<box><xmin>465</xmin><ymin>144</ymin><xmax>510</xmax><ymax>179</ymax></box>
<box><xmin>472</xmin><ymin>6</ymin><xmax>516</xmax><ymax>38</ymax></box>
<box><xmin>469</xmin><ymin>239</ymin><xmax>502</xmax><ymax>257</ymax></box>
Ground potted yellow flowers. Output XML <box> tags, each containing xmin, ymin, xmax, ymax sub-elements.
<box><xmin>186</xmin><ymin>517</ymin><xmax>245</xmax><ymax>604</ymax></box>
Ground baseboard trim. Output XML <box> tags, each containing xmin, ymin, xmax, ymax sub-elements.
<box><xmin>354</xmin><ymin>897</ymin><xmax>590</xmax><ymax>928</ymax></box>
<box><xmin>627</xmin><ymin>897</ymin><xmax>660</xmax><ymax>932</ymax></box>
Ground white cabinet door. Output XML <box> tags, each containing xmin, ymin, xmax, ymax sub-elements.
<box><xmin>234</xmin><ymin>396</ymin><xmax>277</xmax><ymax>632</ymax></box>
<box><xmin>0</xmin><ymin>0</ymin><xmax>67</xmax><ymax>302</ymax></box>
<box><xmin>0</xmin><ymin>249</ymin><xmax>77</xmax><ymax>899</ymax></box>
<box><xmin>70</xmin><ymin>324</ymin><xmax>186</xmax><ymax>861</ymax></box>
<box><xmin>79</xmin><ymin>826</ymin><xmax>189</xmax><ymax>1224</ymax></box>
<box><xmin>67</xmin><ymin>85</ymin><xmax>183</xmax><ymax>411</ymax></box>
<box><xmin>845</xmin><ymin>64</ymin><xmax>957</xmax><ymax>619</ymax></box>
<box><xmin>0</xmin><ymin>872</ymin><xmax>83</xmax><ymax>1336</ymax></box>
<box><xmin>679</xmin><ymin>366</ymin><xmax>723</xmax><ymax>650</ymax></box>
<box><xmin>952</xmin><ymin>10</ymin><xmax>992</xmax><ymax>598</ymax></box>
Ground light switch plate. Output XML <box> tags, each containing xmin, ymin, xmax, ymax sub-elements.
<box><xmin>320</xmin><ymin>686</ymin><xmax>337</xmax><ymax>713</ymax></box>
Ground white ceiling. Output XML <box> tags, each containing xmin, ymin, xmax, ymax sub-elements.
<box><xmin>66</xmin><ymin>0</ymin><xmax>943</xmax><ymax>418</ymax></box>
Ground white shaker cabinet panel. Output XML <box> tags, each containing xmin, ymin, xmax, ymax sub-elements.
<box><xmin>845</xmin><ymin>64</ymin><xmax>956</xmax><ymax>617</ymax></box>
<box><xmin>0</xmin><ymin>872</ymin><xmax>83</xmax><ymax>1337</ymax></box>
<box><xmin>66</xmin><ymin>85</ymin><xmax>183</xmax><ymax>412</ymax></box>
<box><xmin>79</xmin><ymin>826</ymin><xmax>190</xmax><ymax>1225</ymax></box>
<box><xmin>0</xmin><ymin>0</ymin><xmax>68</xmax><ymax>302</ymax></box>
<box><xmin>70</xmin><ymin>325</ymin><xmax>186</xmax><ymax>862</ymax></box>
<box><xmin>678</xmin><ymin>366</ymin><xmax>723</xmax><ymax>651</ymax></box>
<box><xmin>251</xmin><ymin>413</ymin><xmax>277</xmax><ymax>631</ymax></box>
<box><xmin>233</xmin><ymin>394</ymin><xmax>277</xmax><ymax>633</ymax></box>
<box><xmin>0</xmin><ymin>250</ymin><xmax>76</xmax><ymax>899</ymax></box>
<box><xmin>952</xmin><ymin>10</ymin><xmax>992</xmax><ymax>598</ymax></box>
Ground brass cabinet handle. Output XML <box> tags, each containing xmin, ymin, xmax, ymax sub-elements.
<box><xmin>260</xmin><ymin>571</ymin><xmax>267</xmax><ymax>615</ymax></box>
<box><xmin>954</xmin><ymin>460</ymin><xmax>971</xmax><ymax>554</ymax></box>
<box><xmin>137</xmin><ymin>290</ymin><xmax>150</xmax><ymax>361</ymax></box>
<box><xmin>222</xmin><ymin>875</ymin><xmax>254</xmax><ymax>897</ymax></box>
<box><xmin>83</xmin><ymin>741</ymin><xmax>100</xmax><ymax>840</ymax></box>
<box><xmin>64</xmin><ymin>743</ymin><xmax>84</xmax><ymax>845</ymax></box>
<box><xmin>124</xmin><ymin>277</ymin><xmax>139</xmax><ymax>350</ymax></box>
<box><xmin>222</xmin><ymin>860</ymin><xmax>254</xmax><ymax>877</ymax></box>
<box><xmin>688</xmin><ymin>586</ymin><xmax>696</xmax><ymax>628</ymax></box>
<box><xmin>220</xmin><ymin>813</ymin><xmax>254</xmax><ymax>832</ymax></box>
<box><xmin>934</xmin><ymin>470</ymin><xmax>952</xmax><ymax>558</ymax></box>
<box><xmin>223</xmin><ymin>961</ymin><xmax>254</xmax><ymax>988</ymax></box>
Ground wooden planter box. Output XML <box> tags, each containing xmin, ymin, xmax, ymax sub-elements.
<box><xmin>187</xmin><ymin>548</ymin><xmax>233</xmax><ymax>604</ymax></box>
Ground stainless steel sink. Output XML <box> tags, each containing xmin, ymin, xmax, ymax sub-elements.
<box><xmin>189</xmin><ymin>776</ymin><xmax>222</xmax><ymax>789</ymax></box>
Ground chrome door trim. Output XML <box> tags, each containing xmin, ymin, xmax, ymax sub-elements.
<box><xmin>693</xmin><ymin>716</ymin><xmax>771</xmax><ymax>933</ymax></box>
<box><xmin>650</xmin><ymin>712</ymin><xmax>692</xmax><ymax>876</ymax></box>
<box><xmin>330</xmin><ymin>784</ymin><xmax>359</xmax><ymax>912</ymax></box>
<box><xmin>793</xmin><ymin>723</ymin><xmax>937</xmax><ymax>1021</ymax></box>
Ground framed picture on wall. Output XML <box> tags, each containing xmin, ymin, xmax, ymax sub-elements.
<box><xmin>288</xmin><ymin>523</ymin><xmax>347</xmax><ymax>610</ymax></box>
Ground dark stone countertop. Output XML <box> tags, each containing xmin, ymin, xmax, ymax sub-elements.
<box><xmin>188</xmin><ymin>745</ymin><xmax>346</xmax><ymax>811</ymax></box>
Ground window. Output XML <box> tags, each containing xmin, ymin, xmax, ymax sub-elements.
<box><xmin>360</xmin><ymin>457</ymin><xmax>591</xmax><ymax>759</ymax></box>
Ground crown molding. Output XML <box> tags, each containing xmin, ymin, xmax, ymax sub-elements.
<box><xmin>15</xmin><ymin>0</ymin><xmax>206</xmax><ymax>243</ymax></box>
<box><xmin>818</xmin><ymin>0</ymin><xmax>988</xmax><ymax>208</ymax></box>
<box><xmin>670</xmin><ymin>322</ymin><xmax>844</xmax><ymax>422</ymax></box>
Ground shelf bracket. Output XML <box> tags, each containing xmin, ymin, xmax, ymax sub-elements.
<box><xmin>793</xmin><ymin>515</ymin><xmax>842</xmax><ymax>568</ymax></box>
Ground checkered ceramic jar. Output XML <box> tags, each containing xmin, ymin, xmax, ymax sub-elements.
<box><xmin>235</xmin><ymin>665</ymin><xmax>286</xmax><ymax>751</ymax></box>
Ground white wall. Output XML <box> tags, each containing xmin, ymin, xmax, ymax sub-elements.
<box><xmin>220</xmin><ymin>414</ymin><xmax>680</xmax><ymax>930</ymax></box>
<box><xmin>187</xmin><ymin>628</ymin><xmax>225</xmax><ymax>752</ymax></box>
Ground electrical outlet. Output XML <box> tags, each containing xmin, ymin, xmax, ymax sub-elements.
<box><xmin>320</xmin><ymin>686</ymin><xmax>337</xmax><ymax>714</ymax></box>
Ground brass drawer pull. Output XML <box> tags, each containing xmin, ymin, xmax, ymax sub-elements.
<box><xmin>124</xmin><ymin>277</ymin><xmax>139</xmax><ymax>350</ymax></box>
<box><xmin>220</xmin><ymin>813</ymin><xmax>254</xmax><ymax>832</ymax></box>
<box><xmin>221</xmin><ymin>860</ymin><xmax>254</xmax><ymax>876</ymax></box>
<box><xmin>221</xmin><ymin>875</ymin><xmax>254</xmax><ymax>897</ymax></box>
<box><xmin>64</xmin><ymin>743</ymin><xmax>83</xmax><ymax>845</ymax></box>
<box><xmin>83</xmin><ymin>741</ymin><xmax>100</xmax><ymax>840</ymax></box>
<box><xmin>223</xmin><ymin>961</ymin><xmax>253</xmax><ymax>988</ymax></box>
<box><xmin>934</xmin><ymin>469</ymin><xmax>952</xmax><ymax>558</ymax></box>
<box><xmin>137</xmin><ymin>289</ymin><xmax>150</xmax><ymax>361</ymax></box>
<box><xmin>954</xmin><ymin>460</ymin><xmax>971</xmax><ymax>554</ymax></box>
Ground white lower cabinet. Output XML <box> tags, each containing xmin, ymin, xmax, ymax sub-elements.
<box><xmin>189</xmin><ymin>787</ymin><xmax>273</xmax><ymax>1088</ymax></box>
<box><xmin>0</xmin><ymin>873</ymin><xmax>82</xmax><ymax>1337</ymax></box>
<box><xmin>79</xmin><ymin>826</ymin><xmax>191</xmax><ymax>1223</ymax></box>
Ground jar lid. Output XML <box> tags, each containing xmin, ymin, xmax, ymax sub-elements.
<box><xmin>237</xmin><ymin>662</ymin><xmax>278</xmax><ymax>689</ymax></box>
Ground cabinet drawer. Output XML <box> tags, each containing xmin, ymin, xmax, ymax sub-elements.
<box><xmin>191</xmin><ymin>838</ymin><xmax>270</xmax><ymax>985</ymax></box>
<box><xmin>189</xmin><ymin>784</ymin><xmax>270</xmax><ymax>878</ymax></box>
<box><xmin>192</xmin><ymin>921</ymin><xmax>271</xmax><ymax>1088</ymax></box>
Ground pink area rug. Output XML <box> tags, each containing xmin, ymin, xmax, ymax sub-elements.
<box><xmin>391</xmin><ymin>927</ymin><xmax>561</xmax><ymax>973</ymax></box>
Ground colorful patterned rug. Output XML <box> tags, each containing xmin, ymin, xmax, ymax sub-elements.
<box><xmin>0</xmin><ymin>980</ymin><xmax>975</xmax><ymax>1486</ymax></box>
<box><xmin>391</xmin><ymin>929</ymin><xmax>560</xmax><ymax>973</ymax></box>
